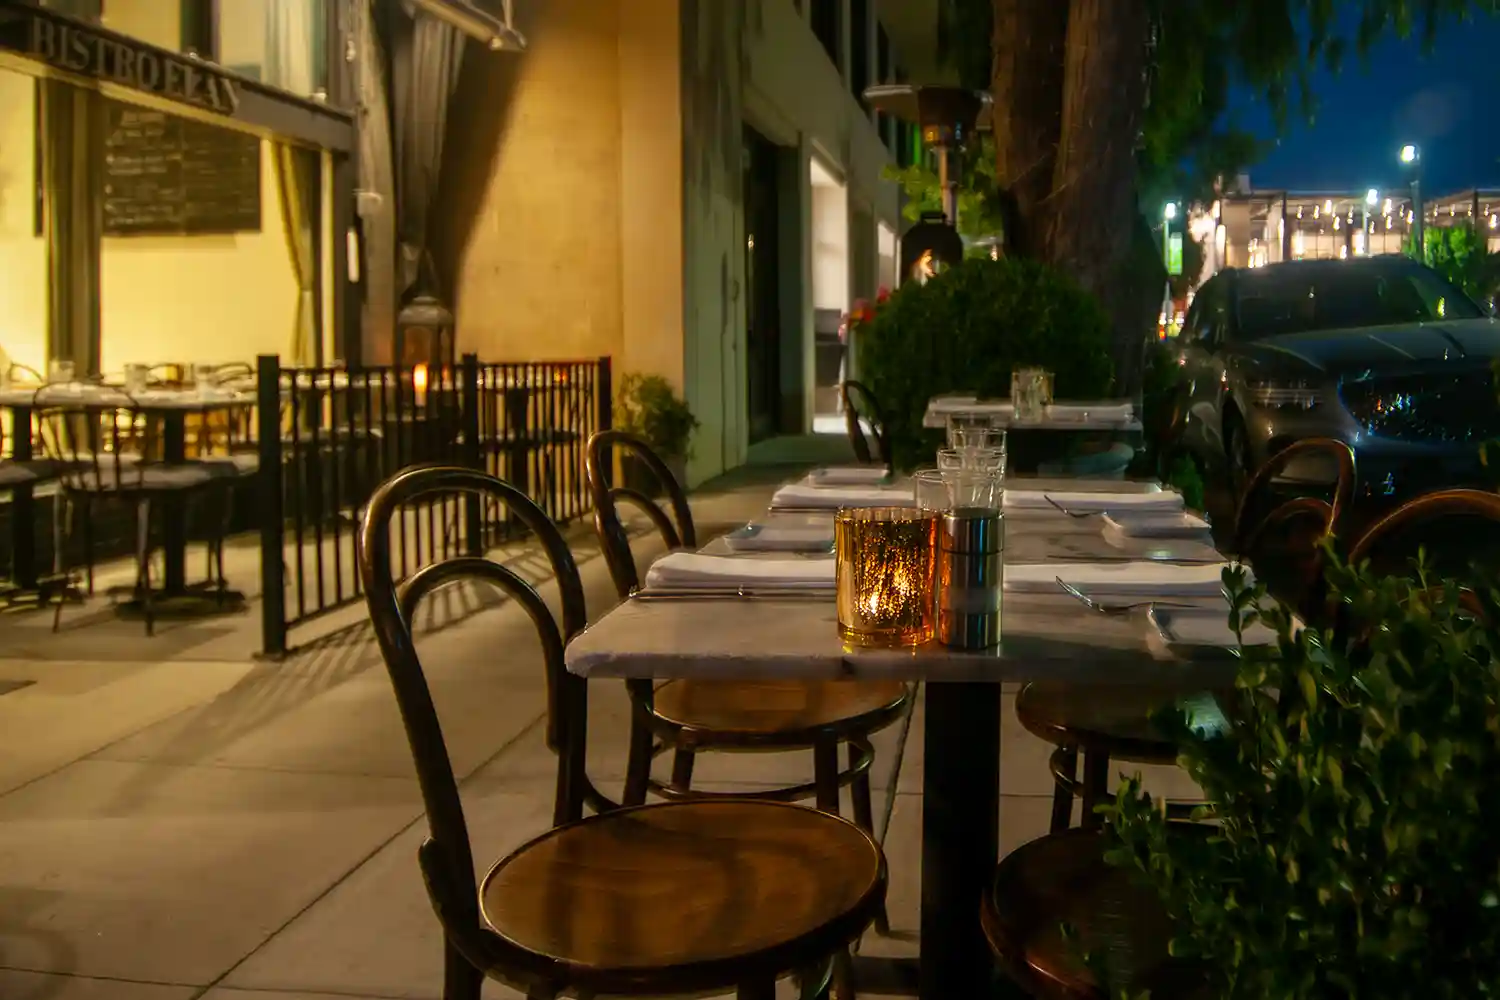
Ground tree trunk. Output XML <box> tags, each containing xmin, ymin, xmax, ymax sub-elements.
<box><xmin>989</xmin><ymin>0</ymin><xmax>1068</xmax><ymax>258</ymax></box>
<box><xmin>991</xmin><ymin>0</ymin><xmax>1156</xmax><ymax>394</ymax></box>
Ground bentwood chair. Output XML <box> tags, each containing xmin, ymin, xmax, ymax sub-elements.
<box><xmin>1016</xmin><ymin>438</ymin><xmax>1358</xmax><ymax>833</ymax></box>
<box><xmin>981</xmin><ymin>827</ymin><xmax>1210</xmax><ymax>999</ymax></box>
<box><xmin>840</xmin><ymin>381</ymin><xmax>892</xmax><ymax>470</ymax></box>
<box><xmin>584</xmin><ymin>431</ymin><xmax>907</xmax><ymax>926</ymax></box>
<box><xmin>360</xmin><ymin>464</ymin><xmax>886</xmax><ymax>1000</ymax></box>
<box><xmin>37</xmin><ymin>395</ymin><xmax>229</xmax><ymax>635</ymax></box>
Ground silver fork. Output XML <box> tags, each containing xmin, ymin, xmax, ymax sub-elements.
<box><xmin>1055</xmin><ymin>577</ymin><xmax>1198</xmax><ymax>615</ymax></box>
<box><xmin>1045</xmin><ymin>495</ymin><xmax>1106</xmax><ymax>519</ymax></box>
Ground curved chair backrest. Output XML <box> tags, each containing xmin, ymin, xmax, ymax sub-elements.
<box><xmin>1348</xmin><ymin>488</ymin><xmax>1500</xmax><ymax>573</ymax></box>
<box><xmin>5</xmin><ymin>363</ymin><xmax>44</xmax><ymax>386</ymax></box>
<box><xmin>1228</xmin><ymin>438</ymin><xmax>1356</xmax><ymax>618</ymax></box>
<box><xmin>1230</xmin><ymin>438</ymin><xmax>1356</xmax><ymax>555</ymax></box>
<box><xmin>841</xmin><ymin>380</ymin><xmax>891</xmax><ymax>469</ymax></box>
<box><xmin>358</xmin><ymin>464</ymin><xmax>591</xmax><ymax>975</ymax></box>
<box><xmin>584</xmin><ymin>429</ymin><xmax>697</xmax><ymax>600</ymax></box>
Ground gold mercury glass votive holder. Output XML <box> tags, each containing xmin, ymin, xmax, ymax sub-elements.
<box><xmin>835</xmin><ymin>506</ymin><xmax>938</xmax><ymax>647</ymax></box>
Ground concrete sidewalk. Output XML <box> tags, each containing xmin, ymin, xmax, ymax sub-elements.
<box><xmin>0</xmin><ymin>463</ymin><xmax>1200</xmax><ymax>1000</ymax></box>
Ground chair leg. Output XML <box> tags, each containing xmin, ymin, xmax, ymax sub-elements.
<box><xmin>51</xmin><ymin>496</ymin><xmax>71</xmax><ymax>633</ymax></box>
<box><xmin>1049</xmin><ymin>746</ymin><xmax>1079</xmax><ymax>834</ymax></box>
<box><xmin>813</xmin><ymin>738</ymin><xmax>840</xmax><ymax>814</ymax></box>
<box><xmin>82</xmin><ymin>497</ymin><xmax>95</xmax><ymax>595</ymax></box>
<box><xmin>441</xmin><ymin>937</ymin><xmax>484</xmax><ymax>1000</ymax></box>
<box><xmin>848</xmin><ymin>742</ymin><xmax>890</xmax><ymax>935</ymax></box>
<box><xmin>622</xmin><ymin>711</ymin><xmax>653</xmax><ymax>806</ymax></box>
<box><xmin>669</xmin><ymin>747</ymin><xmax>696</xmax><ymax>794</ymax></box>
<box><xmin>737</xmin><ymin>978</ymin><xmax>777</xmax><ymax>1000</ymax></box>
<box><xmin>136</xmin><ymin>498</ymin><xmax>154</xmax><ymax>637</ymax></box>
<box><xmin>1080</xmin><ymin>750</ymin><xmax>1110</xmax><ymax>830</ymax></box>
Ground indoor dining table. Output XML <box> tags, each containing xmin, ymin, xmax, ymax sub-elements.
<box><xmin>565</xmin><ymin>477</ymin><xmax>1237</xmax><ymax>1000</ymax></box>
<box><xmin>0</xmin><ymin>384</ymin><xmax>255</xmax><ymax>607</ymax></box>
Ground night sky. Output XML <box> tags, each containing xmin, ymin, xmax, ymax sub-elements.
<box><xmin>1230</xmin><ymin>9</ymin><xmax>1500</xmax><ymax>196</ymax></box>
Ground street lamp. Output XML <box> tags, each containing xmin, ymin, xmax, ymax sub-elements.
<box><xmin>1400</xmin><ymin>144</ymin><xmax>1424</xmax><ymax>258</ymax></box>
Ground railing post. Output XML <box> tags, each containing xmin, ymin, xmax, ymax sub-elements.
<box><xmin>256</xmin><ymin>354</ymin><xmax>288</xmax><ymax>658</ymax></box>
<box><xmin>461</xmin><ymin>353</ymin><xmax>484</xmax><ymax>556</ymax></box>
<box><xmin>597</xmin><ymin>356</ymin><xmax>613</xmax><ymax>489</ymax></box>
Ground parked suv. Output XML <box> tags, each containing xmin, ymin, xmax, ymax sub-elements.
<box><xmin>1172</xmin><ymin>256</ymin><xmax>1500</xmax><ymax>499</ymax></box>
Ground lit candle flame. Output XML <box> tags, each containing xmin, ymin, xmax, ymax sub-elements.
<box><xmin>413</xmin><ymin>363</ymin><xmax>429</xmax><ymax>405</ymax></box>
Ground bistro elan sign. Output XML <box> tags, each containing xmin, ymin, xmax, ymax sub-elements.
<box><xmin>17</xmin><ymin>12</ymin><xmax>239</xmax><ymax>115</ymax></box>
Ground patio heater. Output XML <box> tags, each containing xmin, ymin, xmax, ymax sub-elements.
<box><xmin>864</xmin><ymin>84</ymin><xmax>989</xmax><ymax>284</ymax></box>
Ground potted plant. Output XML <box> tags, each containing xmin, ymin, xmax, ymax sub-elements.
<box><xmin>613</xmin><ymin>372</ymin><xmax>699</xmax><ymax>495</ymax></box>
<box><xmin>1103</xmin><ymin>557</ymin><xmax>1500</xmax><ymax>997</ymax></box>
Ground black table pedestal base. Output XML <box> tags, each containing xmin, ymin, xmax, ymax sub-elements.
<box><xmin>108</xmin><ymin>583</ymin><xmax>248</xmax><ymax>621</ymax></box>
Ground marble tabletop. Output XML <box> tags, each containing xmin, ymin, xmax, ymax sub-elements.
<box><xmin>566</xmin><ymin>477</ymin><xmax>1234</xmax><ymax>685</ymax></box>
<box><xmin>0</xmin><ymin>385</ymin><xmax>254</xmax><ymax>410</ymax></box>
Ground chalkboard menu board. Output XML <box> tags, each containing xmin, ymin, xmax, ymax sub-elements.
<box><xmin>34</xmin><ymin>98</ymin><xmax>264</xmax><ymax>237</ymax></box>
<box><xmin>100</xmin><ymin>102</ymin><xmax>262</xmax><ymax>236</ymax></box>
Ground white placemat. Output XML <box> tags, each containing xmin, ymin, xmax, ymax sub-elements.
<box><xmin>1005</xmin><ymin>560</ymin><xmax>1238</xmax><ymax>596</ymax></box>
<box><xmin>645</xmin><ymin>553</ymin><xmax>835</xmax><ymax>590</ymax></box>
<box><xmin>1005</xmin><ymin>490</ymin><xmax>1184</xmax><ymax>513</ymax></box>
<box><xmin>723</xmin><ymin>523</ymin><xmax>836</xmax><ymax>552</ymax></box>
<box><xmin>771</xmin><ymin>482</ymin><xmax>916</xmax><ymax>510</ymax></box>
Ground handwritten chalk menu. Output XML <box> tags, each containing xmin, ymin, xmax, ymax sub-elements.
<box><xmin>101</xmin><ymin>101</ymin><xmax>262</xmax><ymax>236</ymax></box>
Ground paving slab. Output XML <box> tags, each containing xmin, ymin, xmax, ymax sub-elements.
<box><xmin>0</xmin><ymin>969</ymin><xmax>196</xmax><ymax>1000</ymax></box>
<box><xmin>0</xmin><ymin>760</ymin><xmax>421</xmax><ymax>985</ymax></box>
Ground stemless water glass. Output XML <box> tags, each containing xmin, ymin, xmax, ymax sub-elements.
<box><xmin>914</xmin><ymin>469</ymin><xmax>949</xmax><ymax>512</ymax></box>
<box><xmin>1011</xmin><ymin>368</ymin><xmax>1054</xmax><ymax>423</ymax></box>
<box><xmin>946</xmin><ymin>412</ymin><xmax>1002</xmax><ymax>450</ymax></box>
<box><xmin>48</xmin><ymin>359</ymin><xmax>75</xmax><ymax>385</ymax></box>
<box><xmin>193</xmin><ymin>362</ymin><xmax>217</xmax><ymax>396</ymax></box>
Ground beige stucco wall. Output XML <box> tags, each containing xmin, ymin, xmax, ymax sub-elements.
<box><xmin>437</xmin><ymin>0</ymin><xmax>898</xmax><ymax>486</ymax></box>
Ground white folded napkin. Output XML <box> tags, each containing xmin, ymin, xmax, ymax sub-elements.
<box><xmin>724</xmin><ymin>523</ymin><xmax>836</xmax><ymax>552</ymax></box>
<box><xmin>1004</xmin><ymin>490</ymin><xmax>1184</xmax><ymax>512</ymax></box>
<box><xmin>645</xmin><ymin>553</ymin><xmax>835</xmax><ymax>590</ymax></box>
<box><xmin>1150</xmin><ymin>606</ymin><xmax>1282</xmax><ymax>649</ymax></box>
<box><xmin>809</xmin><ymin>465</ymin><xmax>892</xmax><ymax>486</ymax></box>
<box><xmin>771</xmin><ymin>482</ymin><xmax>915</xmax><ymax>510</ymax></box>
<box><xmin>1102</xmin><ymin>511</ymin><xmax>1213</xmax><ymax>542</ymax></box>
<box><xmin>1005</xmin><ymin>561</ymin><xmax>1239</xmax><ymax>596</ymax></box>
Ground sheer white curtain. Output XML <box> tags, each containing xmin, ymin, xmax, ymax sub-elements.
<box><xmin>265</xmin><ymin>0</ymin><xmax>318</xmax><ymax>97</ymax></box>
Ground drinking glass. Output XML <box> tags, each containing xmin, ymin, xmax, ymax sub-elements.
<box><xmin>947</xmin><ymin>468</ymin><xmax>1003</xmax><ymax>512</ymax></box>
<box><xmin>48</xmin><ymin>359</ymin><xmax>75</xmax><ymax>385</ymax></box>
<box><xmin>946</xmin><ymin>413</ymin><xmax>1002</xmax><ymax>450</ymax></box>
<box><xmin>913</xmin><ymin>469</ymin><xmax>950</xmax><ymax>512</ymax></box>
<box><xmin>193</xmin><ymin>363</ymin><xmax>217</xmax><ymax>395</ymax></box>
<box><xmin>1011</xmin><ymin>368</ymin><xmax>1053</xmax><ymax>423</ymax></box>
<box><xmin>938</xmin><ymin>445</ymin><xmax>1006</xmax><ymax>477</ymax></box>
<box><xmin>835</xmin><ymin>506</ymin><xmax>938</xmax><ymax>647</ymax></box>
<box><xmin>123</xmin><ymin>364</ymin><xmax>150</xmax><ymax>395</ymax></box>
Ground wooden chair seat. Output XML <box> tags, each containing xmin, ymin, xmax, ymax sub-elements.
<box><xmin>1016</xmin><ymin>683</ymin><xmax>1227</xmax><ymax>832</ymax></box>
<box><xmin>980</xmin><ymin>828</ymin><xmax>1208</xmax><ymax>1000</ymax></box>
<box><xmin>481</xmin><ymin>799</ymin><xmax>885</xmax><ymax>992</ymax></box>
<box><xmin>651</xmin><ymin>678</ymin><xmax>909</xmax><ymax>740</ymax></box>
<box><xmin>1016</xmin><ymin>683</ymin><xmax>1223</xmax><ymax>762</ymax></box>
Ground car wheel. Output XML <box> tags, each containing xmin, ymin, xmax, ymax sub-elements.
<box><xmin>1225</xmin><ymin>413</ymin><xmax>1255</xmax><ymax>497</ymax></box>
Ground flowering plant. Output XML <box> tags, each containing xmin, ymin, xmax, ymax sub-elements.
<box><xmin>840</xmin><ymin>287</ymin><xmax>891</xmax><ymax>344</ymax></box>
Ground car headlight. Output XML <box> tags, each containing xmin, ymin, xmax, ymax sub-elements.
<box><xmin>1245</xmin><ymin>380</ymin><xmax>1321</xmax><ymax>410</ymax></box>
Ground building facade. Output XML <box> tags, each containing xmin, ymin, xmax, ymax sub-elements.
<box><xmin>431</xmin><ymin>0</ymin><xmax>912</xmax><ymax>484</ymax></box>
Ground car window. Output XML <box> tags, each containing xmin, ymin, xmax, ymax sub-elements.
<box><xmin>1234</xmin><ymin>266</ymin><xmax>1483</xmax><ymax>340</ymax></box>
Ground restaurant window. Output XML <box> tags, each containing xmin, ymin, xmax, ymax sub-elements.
<box><xmin>0</xmin><ymin>63</ymin><xmax>328</xmax><ymax>377</ymax></box>
<box><xmin>0</xmin><ymin>67</ymin><xmax>49</xmax><ymax>376</ymax></box>
<box><xmin>89</xmin><ymin>0</ymin><xmax>330</xmax><ymax>100</ymax></box>
<box><xmin>811</xmin><ymin>0</ymin><xmax>841</xmax><ymax>74</ymax></box>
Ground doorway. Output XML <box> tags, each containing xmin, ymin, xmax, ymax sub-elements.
<box><xmin>743</xmin><ymin>125</ymin><xmax>782</xmax><ymax>444</ymax></box>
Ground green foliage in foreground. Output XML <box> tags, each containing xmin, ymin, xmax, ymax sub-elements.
<box><xmin>1105</xmin><ymin>556</ymin><xmax>1500</xmax><ymax>999</ymax></box>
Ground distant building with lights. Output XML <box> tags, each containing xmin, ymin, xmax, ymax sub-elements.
<box><xmin>1184</xmin><ymin>177</ymin><xmax>1500</xmax><ymax>290</ymax></box>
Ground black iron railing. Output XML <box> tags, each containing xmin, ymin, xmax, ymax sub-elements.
<box><xmin>255</xmin><ymin>354</ymin><xmax>612</xmax><ymax>656</ymax></box>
